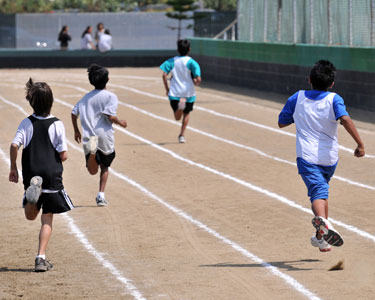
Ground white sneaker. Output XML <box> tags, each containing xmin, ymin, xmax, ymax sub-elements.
<box><xmin>178</xmin><ymin>99</ymin><xmax>186</xmax><ymax>110</ymax></box>
<box><xmin>96</xmin><ymin>195</ymin><xmax>108</xmax><ymax>207</ymax></box>
<box><xmin>311</xmin><ymin>235</ymin><xmax>332</xmax><ymax>252</ymax></box>
<box><xmin>178</xmin><ymin>135</ymin><xmax>186</xmax><ymax>143</ymax></box>
<box><xmin>25</xmin><ymin>176</ymin><xmax>43</xmax><ymax>205</ymax></box>
<box><xmin>83</xmin><ymin>136</ymin><xmax>98</xmax><ymax>155</ymax></box>
<box><xmin>312</xmin><ymin>216</ymin><xmax>344</xmax><ymax>247</ymax></box>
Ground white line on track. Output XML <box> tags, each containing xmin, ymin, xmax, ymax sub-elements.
<box><xmin>0</xmin><ymin>95</ymin><xmax>322</xmax><ymax>300</ymax></box>
<box><xmin>45</xmin><ymin>82</ymin><xmax>374</xmax><ymax>191</ymax></box>
<box><xmin>0</xmin><ymin>95</ymin><xmax>146</xmax><ymax>300</ymax></box>
<box><xmin>51</xmin><ymin>96</ymin><xmax>375</xmax><ymax>244</ymax></box>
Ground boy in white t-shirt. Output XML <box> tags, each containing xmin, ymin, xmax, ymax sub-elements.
<box><xmin>71</xmin><ymin>64</ymin><xmax>127</xmax><ymax>206</ymax></box>
<box><xmin>160</xmin><ymin>39</ymin><xmax>202</xmax><ymax>143</ymax></box>
<box><xmin>278</xmin><ymin>60</ymin><xmax>365</xmax><ymax>252</ymax></box>
<box><xmin>9</xmin><ymin>79</ymin><xmax>73</xmax><ymax>271</ymax></box>
<box><xmin>98</xmin><ymin>29</ymin><xmax>112</xmax><ymax>53</ymax></box>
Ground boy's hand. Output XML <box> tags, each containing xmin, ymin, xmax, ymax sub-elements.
<box><xmin>9</xmin><ymin>168</ymin><xmax>18</xmax><ymax>183</ymax></box>
<box><xmin>74</xmin><ymin>131</ymin><xmax>81</xmax><ymax>143</ymax></box>
<box><xmin>354</xmin><ymin>146</ymin><xmax>365</xmax><ymax>157</ymax></box>
<box><xmin>118</xmin><ymin>120</ymin><xmax>127</xmax><ymax>128</ymax></box>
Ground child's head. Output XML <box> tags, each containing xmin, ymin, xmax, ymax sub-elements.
<box><xmin>177</xmin><ymin>39</ymin><xmax>190</xmax><ymax>56</ymax></box>
<box><xmin>87</xmin><ymin>64</ymin><xmax>109</xmax><ymax>89</ymax></box>
<box><xmin>25</xmin><ymin>78</ymin><xmax>53</xmax><ymax>117</ymax></box>
<box><xmin>310</xmin><ymin>60</ymin><xmax>336</xmax><ymax>91</ymax></box>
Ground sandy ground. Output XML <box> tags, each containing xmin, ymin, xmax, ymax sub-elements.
<box><xmin>0</xmin><ymin>67</ymin><xmax>374</xmax><ymax>300</ymax></box>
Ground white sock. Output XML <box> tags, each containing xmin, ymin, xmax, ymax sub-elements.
<box><xmin>98</xmin><ymin>192</ymin><xmax>105</xmax><ymax>198</ymax></box>
<box><xmin>36</xmin><ymin>254</ymin><xmax>45</xmax><ymax>260</ymax></box>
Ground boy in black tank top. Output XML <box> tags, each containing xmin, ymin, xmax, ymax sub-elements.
<box><xmin>9</xmin><ymin>79</ymin><xmax>73</xmax><ymax>272</ymax></box>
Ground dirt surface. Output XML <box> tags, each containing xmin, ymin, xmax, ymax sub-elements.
<box><xmin>0</xmin><ymin>68</ymin><xmax>374</xmax><ymax>300</ymax></box>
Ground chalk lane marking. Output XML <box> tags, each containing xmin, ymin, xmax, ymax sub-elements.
<box><xmin>51</xmin><ymin>96</ymin><xmax>375</xmax><ymax>245</ymax></box>
<box><xmin>0</xmin><ymin>95</ymin><xmax>322</xmax><ymax>300</ymax></box>
<box><xmin>0</xmin><ymin>95</ymin><xmax>146</xmax><ymax>300</ymax></box>
<box><xmin>47</xmin><ymin>82</ymin><xmax>374</xmax><ymax>191</ymax></box>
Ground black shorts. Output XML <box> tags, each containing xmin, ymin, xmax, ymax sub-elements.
<box><xmin>85</xmin><ymin>150</ymin><xmax>116</xmax><ymax>168</ymax></box>
<box><xmin>22</xmin><ymin>190</ymin><xmax>74</xmax><ymax>214</ymax></box>
<box><xmin>170</xmin><ymin>100</ymin><xmax>194</xmax><ymax>114</ymax></box>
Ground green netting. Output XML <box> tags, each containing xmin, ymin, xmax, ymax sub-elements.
<box><xmin>238</xmin><ymin>0</ymin><xmax>375</xmax><ymax>47</ymax></box>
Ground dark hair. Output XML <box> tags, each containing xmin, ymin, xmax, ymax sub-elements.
<box><xmin>177</xmin><ymin>39</ymin><xmax>190</xmax><ymax>56</ymax></box>
<box><xmin>97</xmin><ymin>22</ymin><xmax>104</xmax><ymax>30</ymax></box>
<box><xmin>87</xmin><ymin>64</ymin><xmax>109</xmax><ymax>89</ymax></box>
<box><xmin>104</xmin><ymin>29</ymin><xmax>110</xmax><ymax>35</ymax></box>
<box><xmin>310</xmin><ymin>60</ymin><xmax>336</xmax><ymax>90</ymax></box>
<box><xmin>25</xmin><ymin>78</ymin><xmax>54</xmax><ymax>117</ymax></box>
<box><xmin>81</xmin><ymin>26</ymin><xmax>91</xmax><ymax>38</ymax></box>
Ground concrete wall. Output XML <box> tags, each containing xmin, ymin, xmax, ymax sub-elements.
<box><xmin>0</xmin><ymin>49</ymin><xmax>176</xmax><ymax>68</ymax></box>
<box><xmin>190</xmin><ymin>38</ymin><xmax>375</xmax><ymax>111</ymax></box>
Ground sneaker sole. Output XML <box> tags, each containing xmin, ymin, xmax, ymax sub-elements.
<box><xmin>34</xmin><ymin>263</ymin><xmax>53</xmax><ymax>272</ymax></box>
<box><xmin>25</xmin><ymin>176</ymin><xmax>43</xmax><ymax>205</ymax></box>
<box><xmin>312</xmin><ymin>217</ymin><xmax>344</xmax><ymax>247</ymax></box>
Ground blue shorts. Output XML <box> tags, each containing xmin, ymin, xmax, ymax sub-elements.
<box><xmin>297</xmin><ymin>158</ymin><xmax>337</xmax><ymax>203</ymax></box>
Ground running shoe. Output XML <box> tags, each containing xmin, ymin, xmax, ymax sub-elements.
<box><xmin>311</xmin><ymin>234</ymin><xmax>332</xmax><ymax>252</ymax></box>
<box><xmin>312</xmin><ymin>216</ymin><xmax>344</xmax><ymax>247</ymax></box>
<box><xmin>83</xmin><ymin>136</ymin><xmax>98</xmax><ymax>155</ymax></box>
<box><xmin>178</xmin><ymin>98</ymin><xmax>186</xmax><ymax>110</ymax></box>
<box><xmin>25</xmin><ymin>176</ymin><xmax>43</xmax><ymax>205</ymax></box>
<box><xmin>35</xmin><ymin>257</ymin><xmax>53</xmax><ymax>272</ymax></box>
<box><xmin>178</xmin><ymin>135</ymin><xmax>186</xmax><ymax>143</ymax></box>
<box><xmin>96</xmin><ymin>195</ymin><xmax>108</xmax><ymax>207</ymax></box>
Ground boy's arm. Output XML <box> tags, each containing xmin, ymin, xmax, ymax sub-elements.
<box><xmin>71</xmin><ymin>113</ymin><xmax>81</xmax><ymax>143</ymax></box>
<box><xmin>193</xmin><ymin>76</ymin><xmax>202</xmax><ymax>86</ymax></box>
<box><xmin>278</xmin><ymin>123</ymin><xmax>291</xmax><ymax>128</ymax></box>
<box><xmin>59</xmin><ymin>151</ymin><xmax>68</xmax><ymax>162</ymax></box>
<box><xmin>339</xmin><ymin>115</ymin><xmax>365</xmax><ymax>157</ymax></box>
<box><xmin>162</xmin><ymin>72</ymin><xmax>169</xmax><ymax>96</ymax></box>
<box><xmin>9</xmin><ymin>143</ymin><xmax>19</xmax><ymax>183</ymax></box>
<box><xmin>107</xmin><ymin>115</ymin><xmax>127</xmax><ymax>128</ymax></box>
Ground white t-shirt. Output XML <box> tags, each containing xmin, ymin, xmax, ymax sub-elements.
<box><xmin>81</xmin><ymin>33</ymin><xmax>94</xmax><ymax>50</ymax></box>
<box><xmin>12</xmin><ymin>114</ymin><xmax>67</xmax><ymax>152</ymax></box>
<box><xmin>72</xmin><ymin>89</ymin><xmax>118</xmax><ymax>154</ymax></box>
<box><xmin>293</xmin><ymin>91</ymin><xmax>339</xmax><ymax>166</ymax></box>
<box><xmin>98</xmin><ymin>34</ymin><xmax>112</xmax><ymax>52</ymax></box>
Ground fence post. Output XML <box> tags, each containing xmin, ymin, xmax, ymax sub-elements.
<box><xmin>293</xmin><ymin>0</ymin><xmax>297</xmax><ymax>43</ymax></box>
<box><xmin>277</xmin><ymin>0</ymin><xmax>282</xmax><ymax>42</ymax></box>
<box><xmin>349</xmin><ymin>0</ymin><xmax>353</xmax><ymax>46</ymax></box>
<box><xmin>371</xmin><ymin>0</ymin><xmax>375</xmax><ymax>46</ymax></box>
<box><xmin>264</xmin><ymin>0</ymin><xmax>268</xmax><ymax>42</ymax></box>
<box><xmin>328</xmin><ymin>0</ymin><xmax>332</xmax><ymax>45</ymax></box>
<box><xmin>310</xmin><ymin>0</ymin><xmax>314</xmax><ymax>44</ymax></box>
<box><xmin>250</xmin><ymin>0</ymin><xmax>254</xmax><ymax>42</ymax></box>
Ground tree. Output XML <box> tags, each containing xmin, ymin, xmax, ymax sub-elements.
<box><xmin>203</xmin><ymin>0</ymin><xmax>236</xmax><ymax>11</ymax></box>
<box><xmin>166</xmin><ymin>0</ymin><xmax>199</xmax><ymax>40</ymax></box>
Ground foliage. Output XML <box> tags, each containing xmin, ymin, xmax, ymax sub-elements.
<box><xmin>203</xmin><ymin>0</ymin><xmax>236</xmax><ymax>11</ymax></box>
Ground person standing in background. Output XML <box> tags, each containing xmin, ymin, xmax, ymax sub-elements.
<box><xmin>95</xmin><ymin>23</ymin><xmax>105</xmax><ymax>47</ymax></box>
<box><xmin>81</xmin><ymin>26</ymin><xmax>96</xmax><ymax>50</ymax></box>
<box><xmin>98</xmin><ymin>29</ymin><xmax>113</xmax><ymax>53</ymax></box>
<box><xmin>58</xmin><ymin>26</ymin><xmax>71</xmax><ymax>50</ymax></box>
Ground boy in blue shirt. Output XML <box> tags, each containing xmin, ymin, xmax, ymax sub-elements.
<box><xmin>160</xmin><ymin>39</ymin><xmax>202</xmax><ymax>143</ymax></box>
<box><xmin>278</xmin><ymin>60</ymin><xmax>365</xmax><ymax>252</ymax></box>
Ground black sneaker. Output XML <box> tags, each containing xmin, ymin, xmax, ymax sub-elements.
<box><xmin>34</xmin><ymin>257</ymin><xmax>53</xmax><ymax>272</ymax></box>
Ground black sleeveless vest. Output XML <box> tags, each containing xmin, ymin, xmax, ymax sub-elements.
<box><xmin>22</xmin><ymin>115</ymin><xmax>64</xmax><ymax>190</ymax></box>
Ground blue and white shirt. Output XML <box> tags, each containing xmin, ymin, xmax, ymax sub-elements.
<box><xmin>160</xmin><ymin>56</ymin><xmax>201</xmax><ymax>102</ymax></box>
<box><xmin>278</xmin><ymin>90</ymin><xmax>349</xmax><ymax>166</ymax></box>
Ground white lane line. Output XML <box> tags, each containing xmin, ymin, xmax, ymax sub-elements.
<box><xmin>107</xmin><ymin>82</ymin><xmax>375</xmax><ymax>159</ymax></box>
<box><xmin>47</xmin><ymin>82</ymin><xmax>374</xmax><ymax>191</ymax></box>
<box><xmin>0</xmin><ymin>96</ymin><xmax>322</xmax><ymax>300</ymax></box>
<box><xmin>52</xmin><ymin>96</ymin><xmax>375</xmax><ymax>244</ymax></box>
<box><xmin>0</xmin><ymin>97</ymin><xmax>146</xmax><ymax>300</ymax></box>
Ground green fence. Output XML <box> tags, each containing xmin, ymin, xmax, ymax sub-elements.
<box><xmin>190</xmin><ymin>37</ymin><xmax>375</xmax><ymax>73</ymax></box>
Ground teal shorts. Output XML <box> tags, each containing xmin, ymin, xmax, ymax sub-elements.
<box><xmin>168</xmin><ymin>96</ymin><xmax>196</xmax><ymax>103</ymax></box>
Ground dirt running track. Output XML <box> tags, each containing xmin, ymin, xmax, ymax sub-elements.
<box><xmin>0</xmin><ymin>68</ymin><xmax>374</xmax><ymax>300</ymax></box>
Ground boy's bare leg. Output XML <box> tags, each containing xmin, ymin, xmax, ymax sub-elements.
<box><xmin>87</xmin><ymin>154</ymin><xmax>99</xmax><ymax>175</ymax></box>
<box><xmin>312</xmin><ymin>199</ymin><xmax>328</xmax><ymax>239</ymax></box>
<box><xmin>24</xmin><ymin>203</ymin><xmax>39</xmax><ymax>220</ymax></box>
<box><xmin>99</xmin><ymin>166</ymin><xmax>109</xmax><ymax>193</ymax></box>
<box><xmin>174</xmin><ymin>109</ymin><xmax>183</xmax><ymax>121</ymax></box>
<box><xmin>179</xmin><ymin>113</ymin><xmax>190</xmax><ymax>137</ymax></box>
<box><xmin>38</xmin><ymin>213</ymin><xmax>53</xmax><ymax>256</ymax></box>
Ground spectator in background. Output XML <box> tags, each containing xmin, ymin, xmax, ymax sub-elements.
<box><xmin>81</xmin><ymin>26</ymin><xmax>96</xmax><ymax>50</ymax></box>
<box><xmin>95</xmin><ymin>23</ymin><xmax>105</xmax><ymax>46</ymax></box>
<box><xmin>58</xmin><ymin>26</ymin><xmax>71</xmax><ymax>50</ymax></box>
<box><xmin>98</xmin><ymin>29</ymin><xmax>113</xmax><ymax>53</ymax></box>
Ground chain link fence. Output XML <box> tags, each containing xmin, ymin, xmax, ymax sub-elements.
<box><xmin>238</xmin><ymin>0</ymin><xmax>375</xmax><ymax>47</ymax></box>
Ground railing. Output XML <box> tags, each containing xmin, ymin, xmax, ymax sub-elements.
<box><xmin>213</xmin><ymin>18</ymin><xmax>238</xmax><ymax>41</ymax></box>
